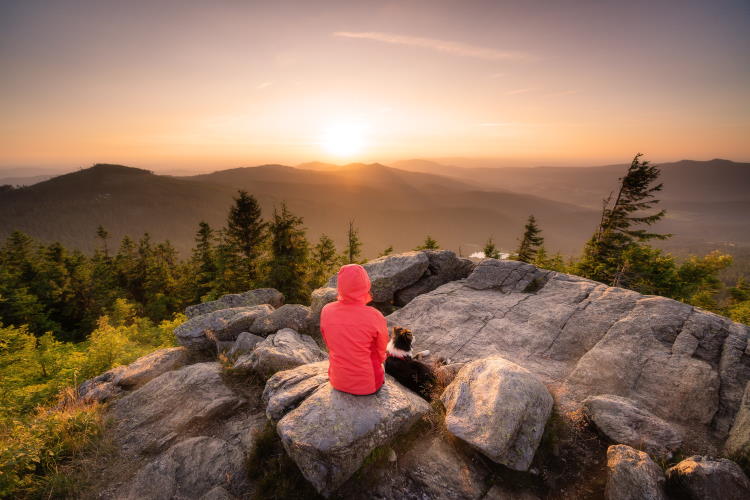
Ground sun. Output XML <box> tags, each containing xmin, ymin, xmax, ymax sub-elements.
<box><xmin>320</xmin><ymin>121</ymin><xmax>366</xmax><ymax>158</ymax></box>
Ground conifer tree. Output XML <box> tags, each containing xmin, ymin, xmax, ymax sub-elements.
<box><xmin>483</xmin><ymin>237</ymin><xmax>501</xmax><ymax>259</ymax></box>
<box><xmin>225</xmin><ymin>190</ymin><xmax>267</xmax><ymax>290</ymax></box>
<box><xmin>344</xmin><ymin>220</ymin><xmax>362</xmax><ymax>264</ymax></box>
<box><xmin>516</xmin><ymin>215</ymin><xmax>544</xmax><ymax>263</ymax></box>
<box><xmin>414</xmin><ymin>235</ymin><xmax>440</xmax><ymax>251</ymax></box>
<box><xmin>190</xmin><ymin>221</ymin><xmax>218</xmax><ymax>301</ymax></box>
<box><xmin>308</xmin><ymin>234</ymin><xmax>338</xmax><ymax>289</ymax></box>
<box><xmin>379</xmin><ymin>245</ymin><xmax>394</xmax><ymax>257</ymax></box>
<box><xmin>577</xmin><ymin>154</ymin><xmax>669</xmax><ymax>285</ymax></box>
<box><xmin>267</xmin><ymin>203</ymin><xmax>310</xmax><ymax>304</ymax></box>
<box><xmin>96</xmin><ymin>225</ymin><xmax>110</xmax><ymax>257</ymax></box>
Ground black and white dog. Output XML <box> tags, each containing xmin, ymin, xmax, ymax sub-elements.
<box><xmin>384</xmin><ymin>327</ymin><xmax>443</xmax><ymax>401</ymax></box>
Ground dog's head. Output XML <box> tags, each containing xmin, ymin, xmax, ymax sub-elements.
<box><xmin>391</xmin><ymin>326</ymin><xmax>414</xmax><ymax>353</ymax></box>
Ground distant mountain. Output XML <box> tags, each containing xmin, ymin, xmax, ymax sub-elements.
<box><xmin>0</xmin><ymin>163</ymin><xmax>597</xmax><ymax>256</ymax></box>
<box><xmin>0</xmin><ymin>174</ymin><xmax>54</xmax><ymax>186</ymax></box>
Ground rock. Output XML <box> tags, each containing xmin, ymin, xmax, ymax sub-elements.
<box><xmin>395</xmin><ymin>436</ymin><xmax>490</xmax><ymax>500</ymax></box>
<box><xmin>78</xmin><ymin>365</ymin><xmax>126</xmax><ymax>403</ymax></box>
<box><xmin>725</xmin><ymin>381</ymin><xmax>750</xmax><ymax>460</ymax></box>
<box><xmin>583</xmin><ymin>394</ymin><xmax>683</xmax><ymax>458</ymax></box>
<box><xmin>465</xmin><ymin>258</ymin><xmax>549</xmax><ymax>293</ymax></box>
<box><xmin>436</xmin><ymin>362</ymin><xmax>466</xmax><ymax>386</ymax></box>
<box><xmin>605</xmin><ymin>444</ymin><xmax>666</xmax><ymax>500</ymax></box>
<box><xmin>394</xmin><ymin>250</ymin><xmax>475</xmax><ymax>305</ymax></box>
<box><xmin>386</xmin><ymin>260</ymin><xmax>750</xmax><ymax>446</ymax></box>
<box><xmin>277</xmin><ymin>376</ymin><xmax>430</xmax><ymax>496</ymax></box>
<box><xmin>175</xmin><ymin>304</ymin><xmax>274</xmax><ymax>352</ymax></box>
<box><xmin>666</xmin><ymin>455</ymin><xmax>750</xmax><ymax>500</ymax></box>
<box><xmin>228</xmin><ymin>331</ymin><xmax>264</xmax><ymax>358</ymax></box>
<box><xmin>113</xmin><ymin>347</ymin><xmax>189</xmax><ymax>390</ymax></box>
<box><xmin>199</xmin><ymin>486</ymin><xmax>237</xmax><ymax>500</ymax></box>
<box><xmin>326</xmin><ymin>251</ymin><xmax>430</xmax><ymax>303</ymax></box>
<box><xmin>482</xmin><ymin>485</ymin><xmax>541</xmax><ymax>500</ymax></box>
<box><xmin>262</xmin><ymin>361</ymin><xmax>330</xmax><ymax>420</ymax></box>
<box><xmin>440</xmin><ymin>357</ymin><xmax>553</xmax><ymax>471</ymax></box>
<box><xmin>118</xmin><ymin>436</ymin><xmax>247</xmax><ymax>500</ymax></box>
<box><xmin>309</xmin><ymin>287</ymin><xmax>337</xmax><ymax>342</ymax></box>
<box><xmin>109</xmin><ymin>362</ymin><xmax>244</xmax><ymax>454</ymax></box>
<box><xmin>184</xmin><ymin>288</ymin><xmax>283</xmax><ymax>318</ymax></box>
<box><xmin>249</xmin><ymin>304</ymin><xmax>312</xmax><ymax>337</ymax></box>
<box><xmin>215</xmin><ymin>340</ymin><xmax>235</xmax><ymax>354</ymax></box>
<box><xmin>234</xmin><ymin>328</ymin><xmax>327</xmax><ymax>378</ymax></box>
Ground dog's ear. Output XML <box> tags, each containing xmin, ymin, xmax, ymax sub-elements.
<box><xmin>393</xmin><ymin>326</ymin><xmax>404</xmax><ymax>336</ymax></box>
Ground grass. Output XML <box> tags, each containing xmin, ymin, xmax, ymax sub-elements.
<box><xmin>245</xmin><ymin>421</ymin><xmax>322</xmax><ymax>500</ymax></box>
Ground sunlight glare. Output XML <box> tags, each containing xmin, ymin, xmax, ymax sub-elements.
<box><xmin>320</xmin><ymin>121</ymin><xmax>366</xmax><ymax>157</ymax></box>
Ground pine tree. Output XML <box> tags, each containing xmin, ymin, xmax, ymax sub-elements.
<box><xmin>516</xmin><ymin>215</ymin><xmax>544</xmax><ymax>263</ymax></box>
<box><xmin>379</xmin><ymin>245</ymin><xmax>394</xmax><ymax>257</ymax></box>
<box><xmin>267</xmin><ymin>203</ymin><xmax>310</xmax><ymax>304</ymax></box>
<box><xmin>308</xmin><ymin>234</ymin><xmax>338</xmax><ymax>289</ymax></box>
<box><xmin>225</xmin><ymin>190</ymin><xmax>267</xmax><ymax>290</ymax></box>
<box><xmin>190</xmin><ymin>222</ymin><xmax>218</xmax><ymax>301</ymax></box>
<box><xmin>577</xmin><ymin>154</ymin><xmax>670</xmax><ymax>285</ymax></box>
<box><xmin>414</xmin><ymin>235</ymin><xmax>440</xmax><ymax>251</ymax></box>
<box><xmin>483</xmin><ymin>237</ymin><xmax>501</xmax><ymax>259</ymax></box>
<box><xmin>344</xmin><ymin>220</ymin><xmax>362</xmax><ymax>264</ymax></box>
<box><xmin>96</xmin><ymin>225</ymin><xmax>110</xmax><ymax>257</ymax></box>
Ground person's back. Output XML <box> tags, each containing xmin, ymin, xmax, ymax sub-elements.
<box><xmin>320</xmin><ymin>264</ymin><xmax>388</xmax><ymax>395</ymax></box>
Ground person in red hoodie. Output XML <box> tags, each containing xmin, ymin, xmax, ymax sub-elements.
<box><xmin>320</xmin><ymin>264</ymin><xmax>389</xmax><ymax>395</ymax></box>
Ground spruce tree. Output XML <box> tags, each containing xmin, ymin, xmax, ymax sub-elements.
<box><xmin>190</xmin><ymin>222</ymin><xmax>218</xmax><ymax>301</ymax></box>
<box><xmin>483</xmin><ymin>237</ymin><xmax>501</xmax><ymax>259</ymax></box>
<box><xmin>225</xmin><ymin>190</ymin><xmax>267</xmax><ymax>290</ymax></box>
<box><xmin>267</xmin><ymin>203</ymin><xmax>310</xmax><ymax>304</ymax></box>
<box><xmin>577</xmin><ymin>154</ymin><xmax>669</xmax><ymax>285</ymax></box>
<box><xmin>308</xmin><ymin>234</ymin><xmax>338</xmax><ymax>289</ymax></box>
<box><xmin>516</xmin><ymin>215</ymin><xmax>544</xmax><ymax>263</ymax></box>
<box><xmin>379</xmin><ymin>245</ymin><xmax>394</xmax><ymax>257</ymax></box>
<box><xmin>344</xmin><ymin>220</ymin><xmax>362</xmax><ymax>264</ymax></box>
<box><xmin>96</xmin><ymin>225</ymin><xmax>110</xmax><ymax>257</ymax></box>
<box><xmin>414</xmin><ymin>235</ymin><xmax>440</xmax><ymax>251</ymax></box>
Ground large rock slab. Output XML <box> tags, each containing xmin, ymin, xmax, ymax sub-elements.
<box><xmin>309</xmin><ymin>287</ymin><xmax>337</xmax><ymax>342</ymax></box>
<box><xmin>184</xmin><ymin>288</ymin><xmax>283</xmax><ymax>318</ymax></box>
<box><xmin>227</xmin><ymin>331</ymin><xmax>264</xmax><ymax>358</ymax></box>
<box><xmin>394</xmin><ymin>250</ymin><xmax>474</xmax><ymax>306</ymax></box>
<box><xmin>277</xmin><ymin>376</ymin><xmax>430</xmax><ymax>496</ymax></box>
<box><xmin>113</xmin><ymin>347</ymin><xmax>189</xmax><ymax>389</ymax></box>
<box><xmin>326</xmin><ymin>251</ymin><xmax>430</xmax><ymax>303</ymax></box>
<box><xmin>725</xmin><ymin>381</ymin><xmax>750</xmax><ymax>460</ymax></box>
<box><xmin>117</xmin><ymin>436</ymin><xmax>247</xmax><ymax>499</ymax></box>
<box><xmin>78</xmin><ymin>365</ymin><xmax>126</xmax><ymax>403</ymax></box>
<box><xmin>109</xmin><ymin>362</ymin><xmax>244</xmax><ymax>454</ymax></box>
<box><xmin>175</xmin><ymin>305</ymin><xmax>274</xmax><ymax>351</ymax></box>
<box><xmin>605</xmin><ymin>444</ymin><xmax>666</xmax><ymax>500</ymax></box>
<box><xmin>583</xmin><ymin>394</ymin><xmax>683</xmax><ymax>458</ymax></box>
<box><xmin>234</xmin><ymin>328</ymin><xmax>327</xmax><ymax>378</ymax></box>
<box><xmin>441</xmin><ymin>357</ymin><xmax>553</xmax><ymax>470</ymax></box>
<box><xmin>248</xmin><ymin>304</ymin><xmax>311</xmax><ymax>337</ymax></box>
<box><xmin>386</xmin><ymin>259</ymin><xmax>750</xmax><ymax>446</ymax></box>
<box><xmin>666</xmin><ymin>455</ymin><xmax>750</xmax><ymax>500</ymax></box>
<box><xmin>262</xmin><ymin>361</ymin><xmax>330</xmax><ymax>420</ymax></box>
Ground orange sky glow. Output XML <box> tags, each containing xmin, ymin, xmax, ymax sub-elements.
<box><xmin>1</xmin><ymin>0</ymin><xmax>749</xmax><ymax>171</ymax></box>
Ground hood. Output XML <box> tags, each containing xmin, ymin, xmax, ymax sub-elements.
<box><xmin>336</xmin><ymin>264</ymin><xmax>372</xmax><ymax>304</ymax></box>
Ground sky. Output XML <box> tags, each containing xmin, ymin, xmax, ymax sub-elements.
<box><xmin>1</xmin><ymin>0</ymin><xmax>749</xmax><ymax>171</ymax></box>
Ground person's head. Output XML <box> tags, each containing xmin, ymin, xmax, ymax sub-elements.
<box><xmin>336</xmin><ymin>264</ymin><xmax>372</xmax><ymax>304</ymax></box>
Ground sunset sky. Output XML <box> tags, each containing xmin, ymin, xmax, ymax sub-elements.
<box><xmin>1</xmin><ymin>0</ymin><xmax>749</xmax><ymax>171</ymax></box>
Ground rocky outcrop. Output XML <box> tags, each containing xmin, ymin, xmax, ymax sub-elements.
<box><xmin>277</xmin><ymin>377</ymin><xmax>430</xmax><ymax>496</ymax></box>
<box><xmin>175</xmin><ymin>305</ymin><xmax>274</xmax><ymax>352</ymax></box>
<box><xmin>234</xmin><ymin>328</ymin><xmax>327</xmax><ymax>378</ymax></box>
<box><xmin>327</xmin><ymin>251</ymin><xmax>430</xmax><ymax>303</ymax></box>
<box><xmin>117</xmin><ymin>436</ymin><xmax>247</xmax><ymax>499</ymax></box>
<box><xmin>109</xmin><ymin>362</ymin><xmax>244</xmax><ymax>454</ymax></box>
<box><xmin>309</xmin><ymin>287</ymin><xmax>337</xmax><ymax>342</ymax></box>
<box><xmin>583</xmin><ymin>394</ymin><xmax>683</xmax><ymax>458</ymax></box>
<box><xmin>227</xmin><ymin>331</ymin><xmax>264</xmax><ymax>358</ymax></box>
<box><xmin>666</xmin><ymin>455</ymin><xmax>750</xmax><ymax>500</ymax></box>
<box><xmin>113</xmin><ymin>347</ymin><xmax>189</xmax><ymax>389</ymax></box>
<box><xmin>262</xmin><ymin>361</ymin><xmax>330</xmax><ymax>420</ymax></box>
<box><xmin>440</xmin><ymin>357</ymin><xmax>553</xmax><ymax>470</ymax></box>
<box><xmin>248</xmin><ymin>304</ymin><xmax>311</xmax><ymax>337</ymax></box>
<box><xmin>78</xmin><ymin>365</ymin><xmax>126</xmax><ymax>402</ymax></box>
<box><xmin>387</xmin><ymin>259</ymin><xmax>750</xmax><ymax>445</ymax></box>
<box><xmin>394</xmin><ymin>250</ymin><xmax>474</xmax><ymax>305</ymax></box>
<box><xmin>184</xmin><ymin>288</ymin><xmax>283</xmax><ymax>318</ymax></box>
<box><xmin>725</xmin><ymin>381</ymin><xmax>750</xmax><ymax>460</ymax></box>
<box><xmin>605</xmin><ymin>444</ymin><xmax>666</xmax><ymax>500</ymax></box>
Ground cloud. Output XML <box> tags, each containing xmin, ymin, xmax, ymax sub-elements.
<box><xmin>256</xmin><ymin>81</ymin><xmax>273</xmax><ymax>90</ymax></box>
<box><xmin>505</xmin><ymin>88</ymin><xmax>533</xmax><ymax>95</ymax></box>
<box><xmin>333</xmin><ymin>31</ymin><xmax>528</xmax><ymax>61</ymax></box>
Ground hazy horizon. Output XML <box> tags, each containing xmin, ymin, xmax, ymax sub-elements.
<box><xmin>2</xmin><ymin>0</ymin><xmax>749</xmax><ymax>170</ymax></box>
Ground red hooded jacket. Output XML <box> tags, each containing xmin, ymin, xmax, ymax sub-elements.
<box><xmin>320</xmin><ymin>264</ymin><xmax>389</xmax><ymax>395</ymax></box>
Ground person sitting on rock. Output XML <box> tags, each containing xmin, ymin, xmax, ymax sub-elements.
<box><xmin>320</xmin><ymin>264</ymin><xmax>389</xmax><ymax>395</ymax></box>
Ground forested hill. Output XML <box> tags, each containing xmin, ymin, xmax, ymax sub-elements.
<box><xmin>0</xmin><ymin>163</ymin><xmax>598</xmax><ymax>256</ymax></box>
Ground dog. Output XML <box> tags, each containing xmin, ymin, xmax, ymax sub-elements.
<box><xmin>385</xmin><ymin>327</ymin><xmax>444</xmax><ymax>400</ymax></box>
